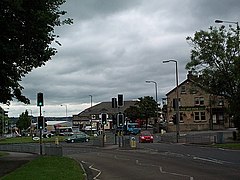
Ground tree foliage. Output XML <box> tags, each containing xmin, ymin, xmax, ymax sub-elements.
<box><xmin>186</xmin><ymin>25</ymin><xmax>240</xmax><ymax>128</ymax></box>
<box><xmin>124</xmin><ymin>96</ymin><xmax>157</xmax><ymax>129</ymax></box>
<box><xmin>124</xmin><ymin>106</ymin><xmax>140</xmax><ymax>121</ymax></box>
<box><xmin>16</xmin><ymin>110</ymin><xmax>31</xmax><ymax>131</ymax></box>
<box><xmin>0</xmin><ymin>0</ymin><xmax>72</xmax><ymax>104</ymax></box>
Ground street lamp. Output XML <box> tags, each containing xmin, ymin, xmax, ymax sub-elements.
<box><xmin>146</xmin><ymin>80</ymin><xmax>159</xmax><ymax>131</ymax></box>
<box><xmin>163</xmin><ymin>59</ymin><xmax>180</xmax><ymax>143</ymax></box>
<box><xmin>215</xmin><ymin>19</ymin><xmax>239</xmax><ymax>51</ymax></box>
<box><xmin>215</xmin><ymin>19</ymin><xmax>239</xmax><ymax>27</ymax></box>
<box><xmin>60</xmin><ymin>104</ymin><xmax>68</xmax><ymax>122</ymax></box>
<box><xmin>89</xmin><ymin>95</ymin><xmax>93</xmax><ymax>135</ymax></box>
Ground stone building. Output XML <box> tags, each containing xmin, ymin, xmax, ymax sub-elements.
<box><xmin>72</xmin><ymin>101</ymin><xmax>137</xmax><ymax>130</ymax></box>
<box><xmin>165</xmin><ymin>71</ymin><xmax>231</xmax><ymax>132</ymax></box>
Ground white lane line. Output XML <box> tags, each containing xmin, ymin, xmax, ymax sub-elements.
<box><xmin>81</xmin><ymin>161</ymin><xmax>102</xmax><ymax>180</ymax></box>
<box><xmin>89</xmin><ymin>164</ymin><xmax>102</xmax><ymax>180</ymax></box>
<box><xmin>193</xmin><ymin>156</ymin><xmax>223</xmax><ymax>164</ymax></box>
<box><xmin>136</xmin><ymin>159</ymin><xmax>194</xmax><ymax>180</ymax></box>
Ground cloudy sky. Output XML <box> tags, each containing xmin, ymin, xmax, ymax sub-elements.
<box><xmin>2</xmin><ymin>0</ymin><xmax>239</xmax><ymax>117</ymax></box>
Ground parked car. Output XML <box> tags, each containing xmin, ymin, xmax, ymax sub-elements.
<box><xmin>139</xmin><ymin>131</ymin><xmax>154</xmax><ymax>143</ymax></box>
<box><xmin>65</xmin><ymin>133</ymin><xmax>90</xmax><ymax>143</ymax></box>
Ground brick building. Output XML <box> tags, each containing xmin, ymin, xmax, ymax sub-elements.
<box><xmin>165</xmin><ymin>71</ymin><xmax>231</xmax><ymax>132</ymax></box>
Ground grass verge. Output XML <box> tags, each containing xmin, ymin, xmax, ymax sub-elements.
<box><xmin>2</xmin><ymin>156</ymin><xmax>85</xmax><ymax>180</ymax></box>
<box><xmin>212</xmin><ymin>142</ymin><xmax>240</xmax><ymax>150</ymax></box>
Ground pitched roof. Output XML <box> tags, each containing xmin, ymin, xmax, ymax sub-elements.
<box><xmin>77</xmin><ymin>100</ymin><xmax>138</xmax><ymax>116</ymax></box>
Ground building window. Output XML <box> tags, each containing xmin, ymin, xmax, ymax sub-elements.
<box><xmin>181</xmin><ymin>86</ymin><xmax>186</xmax><ymax>94</ymax></box>
<box><xmin>200</xmin><ymin>97</ymin><xmax>204</xmax><ymax>105</ymax></box>
<box><xmin>200</xmin><ymin>112</ymin><xmax>206</xmax><ymax>120</ymax></box>
<box><xmin>194</xmin><ymin>112</ymin><xmax>205</xmax><ymax>121</ymax></box>
<box><xmin>194</xmin><ymin>97</ymin><xmax>204</xmax><ymax>106</ymax></box>
<box><xmin>194</xmin><ymin>112</ymin><xmax>200</xmax><ymax>121</ymax></box>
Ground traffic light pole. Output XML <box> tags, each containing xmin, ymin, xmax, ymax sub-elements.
<box><xmin>39</xmin><ymin>106</ymin><xmax>43</xmax><ymax>155</ymax></box>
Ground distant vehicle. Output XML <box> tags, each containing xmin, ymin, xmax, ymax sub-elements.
<box><xmin>56</xmin><ymin>127</ymin><xmax>74</xmax><ymax>136</ymax></box>
<box><xmin>65</xmin><ymin>133</ymin><xmax>90</xmax><ymax>143</ymax></box>
<box><xmin>123</xmin><ymin>123</ymin><xmax>141</xmax><ymax>135</ymax></box>
<box><xmin>139</xmin><ymin>131</ymin><xmax>154</xmax><ymax>143</ymax></box>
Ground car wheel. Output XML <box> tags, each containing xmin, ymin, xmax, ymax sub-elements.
<box><xmin>85</xmin><ymin>138</ymin><xmax>89</xmax><ymax>142</ymax></box>
<box><xmin>71</xmin><ymin>139</ymin><xmax>74</xmax><ymax>143</ymax></box>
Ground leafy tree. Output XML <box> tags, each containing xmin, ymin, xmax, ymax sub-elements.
<box><xmin>124</xmin><ymin>105</ymin><xmax>140</xmax><ymax>121</ymax></box>
<box><xmin>0</xmin><ymin>0</ymin><xmax>72</xmax><ymax>104</ymax></box>
<box><xmin>186</xmin><ymin>25</ymin><xmax>240</xmax><ymax>128</ymax></box>
<box><xmin>136</xmin><ymin>96</ymin><xmax>157</xmax><ymax>129</ymax></box>
<box><xmin>16</xmin><ymin>110</ymin><xmax>31</xmax><ymax>132</ymax></box>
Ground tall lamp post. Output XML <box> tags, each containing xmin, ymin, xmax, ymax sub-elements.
<box><xmin>215</xmin><ymin>19</ymin><xmax>239</xmax><ymax>51</ymax></box>
<box><xmin>146</xmin><ymin>80</ymin><xmax>159</xmax><ymax>132</ymax></box>
<box><xmin>163</xmin><ymin>59</ymin><xmax>180</xmax><ymax>143</ymax></box>
<box><xmin>61</xmin><ymin>104</ymin><xmax>68</xmax><ymax>123</ymax></box>
<box><xmin>89</xmin><ymin>95</ymin><xmax>93</xmax><ymax>135</ymax></box>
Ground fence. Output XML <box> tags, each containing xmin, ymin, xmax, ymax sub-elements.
<box><xmin>0</xmin><ymin>143</ymin><xmax>62</xmax><ymax>156</ymax></box>
<box><xmin>157</xmin><ymin>131</ymin><xmax>233</xmax><ymax>144</ymax></box>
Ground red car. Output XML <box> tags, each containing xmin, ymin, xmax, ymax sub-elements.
<box><xmin>139</xmin><ymin>131</ymin><xmax>154</xmax><ymax>143</ymax></box>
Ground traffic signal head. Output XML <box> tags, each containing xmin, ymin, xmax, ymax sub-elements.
<box><xmin>101</xmin><ymin>113</ymin><xmax>107</xmax><ymax>124</ymax></box>
<box><xmin>37</xmin><ymin>116</ymin><xmax>44</xmax><ymax>129</ymax></box>
<box><xmin>117</xmin><ymin>113</ymin><xmax>124</xmax><ymax>127</ymax></box>
<box><xmin>44</xmin><ymin>118</ymin><xmax>47</xmax><ymax>128</ymax></box>
<box><xmin>118</xmin><ymin>94</ymin><xmax>124</xmax><ymax>107</ymax></box>
<box><xmin>112</xmin><ymin>98</ymin><xmax>117</xmax><ymax>108</ymax></box>
<box><xmin>37</xmin><ymin>93</ymin><xmax>44</xmax><ymax>106</ymax></box>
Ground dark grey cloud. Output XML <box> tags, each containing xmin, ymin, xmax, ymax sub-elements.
<box><xmin>2</xmin><ymin>0</ymin><xmax>239</xmax><ymax>117</ymax></box>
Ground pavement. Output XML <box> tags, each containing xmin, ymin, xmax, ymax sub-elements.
<box><xmin>0</xmin><ymin>151</ymin><xmax>38</xmax><ymax>178</ymax></box>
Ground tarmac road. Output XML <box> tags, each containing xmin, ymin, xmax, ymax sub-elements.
<box><xmin>0</xmin><ymin>151</ymin><xmax>38</xmax><ymax>177</ymax></box>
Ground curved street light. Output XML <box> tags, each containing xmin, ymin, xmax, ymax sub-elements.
<box><xmin>163</xmin><ymin>59</ymin><xmax>180</xmax><ymax>143</ymax></box>
<box><xmin>146</xmin><ymin>80</ymin><xmax>159</xmax><ymax>131</ymax></box>
<box><xmin>60</xmin><ymin>104</ymin><xmax>68</xmax><ymax>122</ymax></box>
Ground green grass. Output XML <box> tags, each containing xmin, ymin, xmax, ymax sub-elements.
<box><xmin>2</xmin><ymin>156</ymin><xmax>85</xmax><ymax>180</ymax></box>
<box><xmin>213</xmin><ymin>143</ymin><xmax>240</xmax><ymax>150</ymax></box>
<box><xmin>0</xmin><ymin>136</ymin><xmax>66</xmax><ymax>144</ymax></box>
<box><xmin>0</xmin><ymin>151</ymin><xmax>8</xmax><ymax>157</ymax></box>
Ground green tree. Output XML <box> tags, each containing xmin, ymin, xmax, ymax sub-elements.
<box><xmin>16</xmin><ymin>110</ymin><xmax>31</xmax><ymax>132</ymax></box>
<box><xmin>124</xmin><ymin>105</ymin><xmax>140</xmax><ymax>121</ymax></box>
<box><xmin>0</xmin><ymin>0</ymin><xmax>72</xmax><ymax>104</ymax></box>
<box><xmin>136</xmin><ymin>96</ymin><xmax>157</xmax><ymax>129</ymax></box>
<box><xmin>186</xmin><ymin>25</ymin><xmax>240</xmax><ymax>128</ymax></box>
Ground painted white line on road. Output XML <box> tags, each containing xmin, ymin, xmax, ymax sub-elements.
<box><xmin>193</xmin><ymin>156</ymin><xmax>223</xmax><ymax>164</ymax></box>
<box><xmin>136</xmin><ymin>159</ymin><xmax>194</xmax><ymax>180</ymax></box>
<box><xmin>81</xmin><ymin>161</ymin><xmax>102</xmax><ymax>180</ymax></box>
<box><xmin>89</xmin><ymin>164</ymin><xmax>102</xmax><ymax>180</ymax></box>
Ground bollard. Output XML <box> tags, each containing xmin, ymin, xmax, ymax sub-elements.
<box><xmin>55</xmin><ymin>137</ymin><xmax>59</xmax><ymax>145</ymax></box>
<box><xmin>130</xmin><ymin>137</ymin><xmax>136</xmax><ymax>148</ymax></box>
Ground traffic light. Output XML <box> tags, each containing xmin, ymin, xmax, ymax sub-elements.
<box><xmin>101</xmin><ymin>113</ymin><xmax>107</xmax><ymax>124</ymax></box>
<box><xmin>118</xmin><ymin>94</ymin><xmax>124</xmax><ymax>107</ymax></box>
<box><xmin>112</xmin><ymin>97</ymin><xmax>117</xmax><ymax>108</ymax></box>
<box><xmin>38</xmin><ymin>116</ymin><xmax>44</xmax><ymax>129</ymax></box>
<box><xmin>37</xmin><ymin>93</ymin><xmax>44</xmax><ymax>106</ymax></box>
<box><xmin>117</xmin><ymin>113</ymin><xmax>124</xmax><ymax>127</ymax></box>
<box><xmin>172</xmin><ymin>114</ymin><xmax>177</xmax><ymax>124</ymax></box>
<box><xmin>44</xmin><ymin>118</ymin><xmax>47</xmax><ymax>129</ymax></box>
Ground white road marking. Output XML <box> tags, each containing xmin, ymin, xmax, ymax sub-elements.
<box><xmin>81</xmin><ymin>161</ymin><xmax>102</xmax><ymax>180</ymax></box>
<box><xmin>136</xmin><ymin>159</ymin><xmax>194</xmax><ymax>180</ymax></box>
<box><xmin>193</xmin><ymin>156</ymin><xmax>224</xmax><ymax>164</ymax></box>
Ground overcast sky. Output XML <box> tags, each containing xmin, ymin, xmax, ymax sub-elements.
<box><xmin>2</xmin><ymin>0</ymin><xmax>239</xmax><ymax>117</ymax></box>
